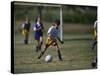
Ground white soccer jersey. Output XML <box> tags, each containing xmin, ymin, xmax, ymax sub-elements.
<box><xmin>47</xmin><ymin>26</ymin><xmax>60</xmax><ymax>39</ymax></box>
<box><xmin>22</xmin><ymin>21</ymin><xmax>28</xmax><ymax>28</ymax></box>
<box><xmin>33</xmin><ymin>22</ymin><xmax>41</xmax><ymax>31</ymax></box>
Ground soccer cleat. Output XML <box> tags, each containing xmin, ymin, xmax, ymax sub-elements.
<box><xmin>59</xmin><ymin>58</ymin><xmax>63</xmax><ymax>61</ymax></box>
<box><xmin>58</xmin><ymin>50</ymin><xmax>63</xmax><ymax>61</ymax></box>
<box><xmin>91</xmin><ymin>61</ymin><xmax>96</xmax><ymax>68</ymax></box>
<box><xmin>37</xmin><ymin>55</ymin><xmax>42</xmax><ymax>59</ymax></box>
<box><xmin>92</xmin><ymin>41</ymin><xmax>97</xmax><ymax>50</ymax></box>
<box><xmin>37</xmin><ymin>52</ymin><xmax>44</xmax><ymax>59</ymax></box>
<box><xmin>60</xmin><ymin>41</ymin><xmax>64</xmax><ymax>44</ymax></box>
<box><xmin>38</xmin><ymin>45</ymin><xmax>41</xmax><ymax>51</ymax></box>
<box><xmin>24</xmin><ymin>39</ymin><xmax>28</xmax><ymax>44</ymax></box>
<box><xmin>91</xmin><ymin>58</ymin><xmax>97</xmax><ymax>68</ymax></box>
<box><xmin>37</xmin><ymin>56</ymin><xmax>41</xmax><ymax>59</ymax></box>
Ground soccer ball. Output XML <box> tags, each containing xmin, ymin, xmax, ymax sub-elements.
<box><xmin>45</xmin><ymin>55</ymin><xmax>52</xmax><ymax>63</ymax></box>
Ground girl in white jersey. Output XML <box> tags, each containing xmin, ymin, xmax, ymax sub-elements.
<box><xmin>37</xmin><ymin>20</ymin><xmax>64</xmax><ymax>61</ymax></box>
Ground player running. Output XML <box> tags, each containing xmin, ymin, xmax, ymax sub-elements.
<box><xmin>22</xmin><ymin>17</ymin><xmax>31</xmax><ymax>44</ymax></box>
<box><xmin>33</xmin><ymin>16</ymin><xmax>44</xmax><ymax>52</ymax></box>
<box><xmin>37</xmin><ymin>20</ymin><xmax>64</xmax><ymax>61</ymax></box>
<box><xmin>92</xmin><ymin>20</ymin><xmax>97</xmax><ymax>50</ymax></box>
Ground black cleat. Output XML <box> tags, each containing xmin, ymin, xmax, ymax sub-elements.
<box><xmin>59</xmin><ymin>58</ymin><xmax>63</xmax><ymax>61</ymax></box>
<box><xmin>37</xmin><ymin>52</ymin><xmax>44</xmax><ymax>59</ymax></box>
<box><xmin>24</xmin><ymin>40</ymin><xmax>28</xmax><ymax>44</ymax></box>
<box><xmin>91</xmin><ymin>58</ymin><xmax>97</xmax><ymax>68</ymax></box>
<box><xmin>37</xmin><ymin>56</ymin><xmax>41</xmax><ymax>59</ymax></box>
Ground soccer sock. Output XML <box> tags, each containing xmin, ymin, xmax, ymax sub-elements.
<box><xmin>24</xmin><ymin>35</ymin><xmax>28</xmax><ymax>44</ymax></box>
<box><xmin>38</xmin><ymin>51</ymin><xmax>44</xmax><ymax>59</ymax></box>
<box><xmin>57</xmin><ymin>50</ymin><xmax>63</xmax><ymax>61</ymax></box>
<box><xmin>38</xmin><ymin>45</ymin><xmax>48</xmax><ymax>59</ymax></box>
<box><xmin>24</xmin><ymin>39</ymin><xmax>28</xmax><ymax>44</ymax></box>
<box><xmin>92</xmin><ymin>41</ymin><xmax>97</xmax><ymax>50</ymax></box>
<box><xmin>39</xmin><ymin>42</ymin><xmax>43</xmax><ymax>50</ymax></box>
<box><xmin>36</xmin><ymin>46</ymin><xmax>39</xmax><ymax>52</ymax></box>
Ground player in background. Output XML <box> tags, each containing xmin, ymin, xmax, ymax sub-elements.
<box><xmin>91</xmin><ymin>20</ymin><xmax>97</xmax><ymax>68</ymax></box>
<box><xmin>22</xmin><ymin>17</ymin><xmax>31</xmax><ymax>44</ymax></box>
<box><xmin>33</xmin><ymin>16</ymin><xmax>44</xmax><ymax>52</ymax></box>
<box><xmin>37</xmin><ymin>20</ymin><xmax>64</xmax><ymax>61</ymax></box>
<box><xmin>92</xmin><ymin>20</ymin><xmax>97</xmax><ymax>50</ymax></box>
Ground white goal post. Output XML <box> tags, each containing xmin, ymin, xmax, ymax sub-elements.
<box><xmin>60</xmin><ymin>6</ymin><xmax>63</xmax><ymax>41</ymax></box>
<box><xmin>14</xmin><ymin>2</ymin><xmax>63</xmax><ymax>41</ymax></box>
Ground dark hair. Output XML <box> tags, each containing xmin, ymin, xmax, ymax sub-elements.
<box><xmin>35</xmin><ymin>19</ymin><xmax>37</xmax><ymax>23</ymax></box>
<box><xmin>35</xmin><ymin>16</ymin><xmax>41</xmax><ymax>23</ymax></box>
<box><xmin>54</xmin><ymin>20</ymin><xmax>60</xmax><ymax>25</ymax></box>
<box><xmin>35</xmin><ymin>17</ymin><xmax>38</xmax><ymax>23</ymax></box>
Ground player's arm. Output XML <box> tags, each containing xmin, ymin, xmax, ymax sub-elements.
<box><xmin>33</xmin><ymin>25</ymin><xmax>42</xmax><ymax>31</ymax></box>
<box><xmin>41</xmin><ymin>23</ymin><xmax>44</xmax><ymax>30</ymax></box>
<box><xmin>57</xmin><ymin>37</ymin><xmax>64</xmax><ymax>44</ymax></box>
<box><xmin>36</xmin><ymin>27</ymin><xmax>42</xmax><ymax>31</ymax></box>
<box><xmin>57</xmin><ymin>28</ymin><xmax>64</xmax><ymax>44</ymax></box>
<box><xmin>22</xmin><ymin>23</ymin><xmax>25</xmax><ymax>29</ymax></box>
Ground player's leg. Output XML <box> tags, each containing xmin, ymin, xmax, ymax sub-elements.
<box><xmin>22</xmin><ymin>29</ymin><xmax>26</xmax><ymax>44</ymax></box>
<box><xmin>35</xmin><ymin>40</ymin><xmax>40</xmax><ymax>52</ymax></box>
<box><xmin>37</xmin><ymin>37</ymin><xmax>53</xmax><ymax>59</ymax></box>
<box><xmin>37</xmin><ymin>44</ymin><xmax>49</xmax><ymax>59</ymax></box>
<box><xmin>38</xmin><ymin>36</ymin><xmax>43</xmax><ymax>50</ymax></box>
<box><xmin>35</xmin><ymin>34</ymin><xmax>40</xmax><ymax>52</ymax></box>
<box><xmin>22</xmin><ymin>29</ymin><xmax>28</xmax><ymax>44</ymax></box>
<box><xmin>56</xmin><ymin>42</ymin><xmax>63</xmax><ymax>61</ymax></box>
<box><xmin>92</xmin><ymin>34</ymin><xmax>97</xmax><ymax>50</ymax></box>
<box><xmin>92</xmin><ymin>40</ymin><xmax>97</xmax><ymax>50</ymax></box>
<box><xmin>25</xmin><ymin>32</ymin><xmax>29</xmax><ymax>44</ymax></box>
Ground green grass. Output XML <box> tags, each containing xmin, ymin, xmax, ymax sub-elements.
<box><xmin>14</xmin><ymin>32</ymin><xmax>97</xmax><ymax>73</ymax></box>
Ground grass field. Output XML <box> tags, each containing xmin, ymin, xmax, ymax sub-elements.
<box><xmin>14</xmin><ymin>23</ymin><xmax>97</xmax><ymax>73</ymax></box>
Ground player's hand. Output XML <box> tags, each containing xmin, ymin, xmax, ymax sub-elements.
<box><xmin>61</xmin><ymin>41</ymin><xmax>64</xmax><ymax>44</ymax></box>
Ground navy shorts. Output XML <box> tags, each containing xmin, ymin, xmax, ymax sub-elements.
<box><xmin>35</xmin><ymin>32</ymin><xmax>43</xmax><ymax>41</ymax></box>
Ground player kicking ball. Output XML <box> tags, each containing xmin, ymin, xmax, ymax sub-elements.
<box><xmin>37</xmin><ymin>20</ymin><xmax>64</xmax><ymax>61</ymax></box>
